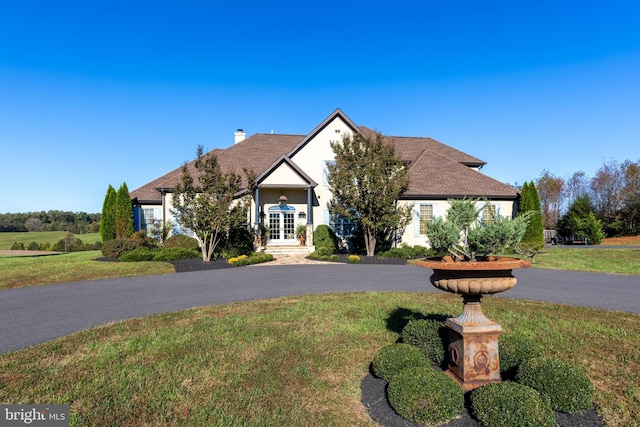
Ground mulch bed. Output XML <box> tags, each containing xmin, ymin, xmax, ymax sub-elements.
<box><xmin>167</xmin><ymin>255</ymin><xmax>407</xmax><ymax>272</ymax></box>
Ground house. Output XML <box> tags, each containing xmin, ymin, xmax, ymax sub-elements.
<box><xmin>130</xmin><ymin>109</ymin><xmax>519</xmax><ymax>252</ymax></box>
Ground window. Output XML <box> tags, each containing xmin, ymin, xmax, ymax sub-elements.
<box><xmin>482</xmin><ymin>204</ymin><xmax>497</xmax><ymax>223</ymax></box>
<box><xmin>140</xmin><ymin>208</ymin><xmax>160</xmax><ymax>234</ymax></box>
<box><xmin>418</xmin><ymin>204</ymin><xmax>434</xmax><ymax>234</ymax></box>
<box><xmin>322</xmin><ymin>160</ymin><xmax>335</xmax><ymax>186</ymax></box>
<box><xmin>329</xmin><ymin>212</ymin><xmax>358</xmax><ymax>238</ymax></box>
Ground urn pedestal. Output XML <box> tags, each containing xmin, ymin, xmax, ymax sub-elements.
<box><xmin>417</xmin><ymin>257</ymin><xmax>531</xmax><ymax>392</ymax></box>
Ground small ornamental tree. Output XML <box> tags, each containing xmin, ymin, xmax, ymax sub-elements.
<box><xmin>172</xmin><ymin>146</ymin><xmax>245</xmax><ymax>262</ymax></box>
<box><xmin>426</xmin><ymin>198</ymin><xmax>530</xmax><ymax>261</ymax></box>
<box><xmin>327</xmin><ymin>132</ymin><xmax>412</xmax><ymax>256</ymax></box>
<box><xmin>115</xmin><ymin>182</ymin><xmax>134</xmax><ymax>239</ymax></box>
<box><xmin>100</xmin><ymin>184</ymin><xmax>117</xmax><ymax>243</ymax></box>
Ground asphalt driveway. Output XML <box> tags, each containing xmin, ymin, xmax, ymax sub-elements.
<box><xmin>1</xmin><ymin>264</ymin><xmax>638</xmax><ymax>355</ymax></box>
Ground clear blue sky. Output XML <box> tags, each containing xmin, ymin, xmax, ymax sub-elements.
<box><xmin>1</xmin><ymin>1</ymin><xmax>639</xmax><ymax>213</ymax></box>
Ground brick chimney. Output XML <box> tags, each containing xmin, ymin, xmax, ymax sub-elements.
<box><xmin>234</xmin><ymin>129</ymin><xmax>246</xmax><ymax>144</ymax></box>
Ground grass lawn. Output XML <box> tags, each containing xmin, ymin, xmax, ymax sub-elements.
<box><xmin>0</xmin><ymin>231</ymin><xmax>101</xmax><ymax>249</ymax></box>
<box><xmin>0</xmin><ymin>251</ymin><xmax>175</xmax><ymax>289</ymax></box>
<box><xmin>0</xmin><ymin>292</ymin><xmax>638</xmax><ymax>426</ymax></box>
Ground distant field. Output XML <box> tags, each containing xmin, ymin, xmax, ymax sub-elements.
<box><xmin>0</xmin><ymin>231</ymin><xmax>101</xmax><ymax>249</ymax></box>
<box><xmin>602</xmin><ymin>235</ymin><xmax>640</xmax><ymax>245</ymax></box>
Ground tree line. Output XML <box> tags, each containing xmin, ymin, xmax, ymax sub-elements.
<box><xmin>531</xmin><ymin>158</ymin><xmax>640</xmax><ymax>237</ymax></box>
<box><xmin>0</xmin><ymin>210</ymin><xmax>100</xmax><ymax>233</ymax></box>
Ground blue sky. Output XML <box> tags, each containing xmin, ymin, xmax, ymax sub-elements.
<box><xmin>1</xmin><ymin>1</ymin><xmax>639</xmax><ymax>213</ymax></box>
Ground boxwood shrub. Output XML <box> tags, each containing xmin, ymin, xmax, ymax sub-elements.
<box><xmin>401</xmin><ymin>318</ymin><xmax>448</xmax><ymax>367</ymax></box>
<box><xmin>387</xmin><ymin>367</ymin><xmax>464</xmax><ymax>425</ymax></box>
<box><xmin>499</xmin><ymin>333</ymin><xmax>544</xmax><ymax>379</ymax></box>
<box><xmin>313</xmin><ymin>225</ymin><xmax>336</xmax><ymax>254</ymax></box>
<box><xmin>163</xmin><ymin>234</ymin><xmax>199</xmax><ymax>249</ymax></box>
<box><xmin>371</xmin><ymin>343</ymin><xmax>430</xmax><ymax>382</ymax></box>
<box><xmin>470</xmin><ymin>381</ymin><xmax>555</xmax><ymax>427</ymax></box>
<box><xmin>101</xmin><ymin>238</ymin><xmax>140</xmax><ymax>259</ymax></box>
<box><xmin>119</xmin><ymin>247</ymin><xmax>155</xmax><ymax>262</ymax></box>
<box><xmin>517</xmin><ymin>356</ymin><xmax>594</xmax><ymax>413</ymax></box>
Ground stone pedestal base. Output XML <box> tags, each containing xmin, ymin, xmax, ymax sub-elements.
<box><xmin>445</xmin><ymin>297</ymin><xmax>502</xmax><ymax>392</ymax></box>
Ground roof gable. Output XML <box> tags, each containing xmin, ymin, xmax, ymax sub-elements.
<box><xmin>258</xmin><ymin>156</ymin><xmax>317</xmax><ymax>187</ymax></box>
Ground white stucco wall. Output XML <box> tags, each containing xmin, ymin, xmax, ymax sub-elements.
<box><xmin>287</xmin><ymin>115</ymin><xmax>355</xmax><ymax>232</ymax></box>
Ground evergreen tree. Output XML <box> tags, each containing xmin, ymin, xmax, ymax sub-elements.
<box><xmin>100</xmin><ymin>185</ymin><xmax>117</xmax><ymax>242</ymax></box>
<box><xmin>515</xmin><ymin>181</ymin><xmax>545</xmax><ymax>261</ymax></box>
<box><xmin>115</xmin><ymin>182</ymin><xmax>134</xmax><ymax>239</ymax></box>
<box><xmin>520</xmin><ymin>181</ymin><xmax>544</xmax><ymax>245</ymax></box>
<box><xmin>557</xmin><ymin>195</ymin><xmax>605</xmax><ymax>244</ymax></box>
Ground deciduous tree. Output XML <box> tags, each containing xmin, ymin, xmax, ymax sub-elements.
<box><xmin>172</xmin><ymin>146</ymin><xmax>244</xmax><ymax>262</ymax></box>
<box><xmin>536</xmin><ymin>170</ymin><xmax>564</xmax><ymax>229</ymax></box>
<box><xmin>328</xmin><ymin>132</ymin><xmax>412</xmax><ymax>256</ymax></box>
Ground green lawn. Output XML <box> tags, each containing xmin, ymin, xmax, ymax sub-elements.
<box><xmin>0</xmin><ymin>231</ymin><xmax>101</xmax><ymax>249</ymax></box>
<box><xmin>1</xmin><ymin>244</ymin><xmax>639</xmax><ymax>425</ymax></box>
<box><xmin>0</xmin><ymin>251</ymin><xmax>174</xmax><ymax>289</ymax></box>
<box><xmin>0</xmin><ymin>293</ymin><xmax>637</xmax><ymax>426</ymax></box>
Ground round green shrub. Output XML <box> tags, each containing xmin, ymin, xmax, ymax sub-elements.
<box><xmin>517</xmin><ymin>356</ymin><xmax>594</xmax><ymax>413</ymax></box>
<box><xmin>329</xmin><ymin>254</ymin><xmax>340</xmax><ymax>262</ymax></box>
<box><xmin>470</xmin><ymin>381</ymin><xmax>555</xmax><ymax>427</ymax></box>
<box><xmin>101</xmin><ymin>238</ymin><xmax>139</xmax><ymax>259</ymax></box>
<box><xmin>313</xmin><ymin>225</ymin><xmax>336</xmax><ymax>254</ymax></box>
<box><xmin>153</xmin><ymin>247</ymin><xmax>200</xmax><ymax>261</ymax></box>
<box><xmin>387</xmin><ymin>367</ymin><xmax>464</xmax><ymax>425</ymax></box>
<box><xmin>401</xmin><ymin>318</ymin><xmax>448</xmax><ymax>367</ymax></box>
<box><xmin>119</xmin><ymin>247</ymin><xmax>155</xmax><ymax>262</ymax></box>
<box><xmin>499</xmin><ymin>333</ymin><xmax>544</xmax><ymax>379</ymax></box>
<box><xmin>371</xmin><ymin>343</ymin><xmax>430</xmax><ymax>382</ymax></box>
<box><xmin>348</xmin><ymin>255</ymin><xmax>360</xmax><ymax>264</ymax></box>
<box><xmin>163</xmin><ymin>234</ymin><xmax>199</xmax><ymax>249</ymax></box>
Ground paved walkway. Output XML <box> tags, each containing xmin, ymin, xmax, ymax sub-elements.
<box><xmin>1</xmin><ymin>263</ymin><xmax>638</xmax><ymax>355</ymax></box>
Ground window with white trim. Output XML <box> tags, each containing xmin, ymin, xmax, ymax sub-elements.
<box><xmin>322</xmin><ymin>160</ymin><xmax>335</xmax><ymax>186</ymax></box>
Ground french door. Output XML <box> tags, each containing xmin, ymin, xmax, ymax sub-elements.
<box><xmin>267</xmin><ymin>206</ymin><xmax>296</xmax><ymax>242</ymax></box>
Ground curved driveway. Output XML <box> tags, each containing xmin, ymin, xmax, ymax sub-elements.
<box><xmin>1</xmin><ymin>264</ymin><xmax>638</xmax><ymax>354</ymax></box>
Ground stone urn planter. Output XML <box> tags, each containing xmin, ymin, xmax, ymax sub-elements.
<box><xmin>417</xmin><ymin>256</ymin><xmax>531</xmax><ymax>392</ymax></box>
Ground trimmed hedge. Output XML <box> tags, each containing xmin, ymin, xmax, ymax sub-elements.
<box><xmin>119</xmin><ymin>247</ymin><xmax>200</xmax><ymax>262</ymax></box>
<box><xmin>401</xmin><ymin>318</ymin><xmax>448</xmax><ymax>367</ymax></box>
<box><xmin>470</xmin><ymin>381</ymin><xmax>555</xmax><ymax>427</ymax></box>
<box><xmin>371</xmin><ymin>343</ymin><xmax>430</xmax><ymax>382</ymax></box>
<box><xmin>313</xmin><ymin>225</ymin><xmax>336</xmax><ymax>254</ymax></box>
<box><xmin>499</xmin><ymin>333</ymin><xmax>544</xmax><ymax>379</ymax></box>
<box><xmin>517</xmin><ymin>357</ymin><xmax>594</xmax><ymax>413</ymax></box>
<box><xmin>387</xmin><ymin>367</ymin><xmax>464</xmax><ymax>425</ymax></box>
<box><xmin>119</xmin><ymin>247</ymin><xmax>155</xmax><ymax>262</ymax></box>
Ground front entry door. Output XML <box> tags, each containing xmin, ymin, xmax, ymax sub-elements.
<box><xmin>268</xmin><ymin>206</ymin><xmax>296</xmax><ymax>243</ymax></box>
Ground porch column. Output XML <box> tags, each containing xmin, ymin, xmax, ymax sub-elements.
<box><xmin>254</xmin><ymin>188</ymin><xmax>261</xmax><ymax>226</ymax></box>
<box><xmin>306</xmin><ymin>186</ymin><xmax>313</xmax><ymax>225</ymax></box>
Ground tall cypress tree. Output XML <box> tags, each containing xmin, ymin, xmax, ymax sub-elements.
<box><xmin>100</xmin><ymin>185</ymin><xmax>117</xmax><ymax>242</ymax></box>
<box><xmin>115</xmin><ymin>182</ymin><xmax>134</xmax><ymax>239</ymax></box>
<box><xmin>519</xmin><ymin>181</ymin><xmax>544</xmax><ymax>245</ymax></box>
